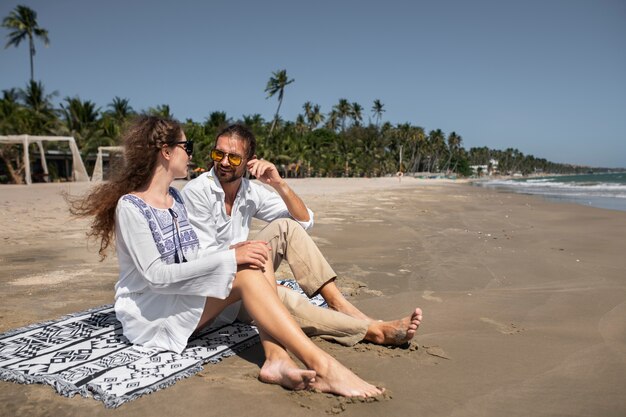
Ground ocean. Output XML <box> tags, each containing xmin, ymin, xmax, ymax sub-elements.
<box><xmin>475</xmin><ymin>172</ymin><xmax>626</xmax><ymax>212</ymax></box>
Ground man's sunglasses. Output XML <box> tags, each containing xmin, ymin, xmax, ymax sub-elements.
<box><xmin>210</xmin><ymin>148</ymin><xmax>244</xmax><ymax>167</ymax></box>
<box><xmin>175</xmin><ymin>141</ymin><xmax>194</xmax><ymax>156</ymax></box>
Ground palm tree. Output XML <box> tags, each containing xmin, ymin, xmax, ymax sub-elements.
<box><xmin>444</xmin><ymin>131</ymin><xmax>462</xmax><ymax>173</ymax></box>
<box><xmin>18</xmin><ymin>80</ymin><xmax>58</xmax><ymax>134</ymax></box>
<box><xmin>0</xmin><ymin>88</ymin><xmax>25</xmax><ymax>133</ymax></box>
<box><xmin>371</xmin><ymin>99</ymin><xmax>385</xmax><ymax>127</ymax></box>
<box><xmin>205</xmin><ymin>111</ymin><xmax>229</xmax><ymax>129</ymax></box>
<box><xmin>265</xmin><ymin>69</ymin><xmax>294</xmax><ymax>136</ymax></box>
<box><xmin>294</xmin><ymin>114</ymin><xmax>307</xmax><ymax>136</ymax></box>
<box><xmin>333</xmin><ymin>98</ymin><xmax>351</xmax><ymax>132</ymax></box>
<box><xmin>242</xmin><ymin>113</ymin><xmax>265</xmax><ymax>130</ymax></box>
<box><xmin>308</xmin><ymin>104</ymin><xmax>324</xmax><ymax>130</ymax></box>
<box><xmin>350</xmin><ymin>102</ymin><xmax>363</xmax><ymax>127</ymax></box>
<box><xmin>0</xmin><ymin>89</ymin><xmax>29</xmax><ymax>183</ymax></box>
<box><xmin>2</xmin><ymin>5</ymin><xmax>50</xmax><ymax>82</ymax></box>
<box><xmin>107</xmin><ymin>97</ymin><xmax>134</xmax><ymax>122</ymax></box>
<box><xmin>427</xmin><ymin>129</ymin><xmax>446</xmax><ymax>172</ymax></box>
<box><xmin>325</xmin><ymin>109</ymin><xmax>340</xmax><ymax>131</ymax></box>
<box><xmin>60</xmin><ymin>96</ymin><xmax>101</xmax><ymax>151</ymax></box>
<box><xmin>148</xmin><ymin>104</ymin><xmax>173</xmax><ymax>119</ymax></box>
<box><xmin>302</xmin><ymin>101</ymin><xmax>312</xmax><ymax>123</ymax></box>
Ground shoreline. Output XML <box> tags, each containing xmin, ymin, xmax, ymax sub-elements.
<box><xmin>1</xmin><ymin>179</ymin><xmax>625</xmax><ymax>416</ymax></box>
<box><xmin>470</xmin><ymin>173</ymin><xmax>626</xmax><ymax>213</ymax></box>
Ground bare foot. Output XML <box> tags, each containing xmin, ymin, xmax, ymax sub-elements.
<box><xmin>364</xmin><ymin>308</ymin><xmax>423</xmax><ymax>345</ymax></box>
<box><xmin>309</xmin><ymin>356</ymin><xmax>384</xmax><ymax>398</ymax></box>
<box><xmin>259</xmin><ymin>357</ymin><xmax>316</xmax><ymax>390</ymax></box>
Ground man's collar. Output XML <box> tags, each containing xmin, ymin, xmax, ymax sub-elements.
<box><xmin>206</xmin><ymin>167</ymin><xmax>225</xmax><ymax>194</ymax></box>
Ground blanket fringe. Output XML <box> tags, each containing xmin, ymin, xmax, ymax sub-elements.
<box><xmin>93</xmin><ymin>336</ymin><xmax>260</xmax><ymax>408</ymax></box>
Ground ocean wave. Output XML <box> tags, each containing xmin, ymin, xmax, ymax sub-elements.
<box><xmin>524</xmin><ymin>178</ymin><xmax>552</xmax><ymax>183</ymax></box>
<box><xmin>479</xmin><ymin>180</ymin><xmax>626</xmax><ymax>198</ymax></box>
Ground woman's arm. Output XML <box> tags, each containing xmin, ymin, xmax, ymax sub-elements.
<box><xmin>116</xmin><ymin>200</ymin><xmax>237</xmax><ymax>298</ymax></box>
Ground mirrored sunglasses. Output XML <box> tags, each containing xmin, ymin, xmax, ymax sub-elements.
<box><xmin>210</xmin><ymin>148</ymin><xmax>243</xmax><ymax>167</ymax></box>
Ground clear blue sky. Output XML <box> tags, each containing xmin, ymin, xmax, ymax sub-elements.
<box><xmin>2</xmin><ymin>0</ymin><xmax>625</xmax><ymax>168</ymax></box>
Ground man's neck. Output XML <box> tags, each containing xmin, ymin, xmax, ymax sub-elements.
<box><xmin>219</xmin><ymin>177</ymin><xmax>242</xmax><ymax>205</ymax></box>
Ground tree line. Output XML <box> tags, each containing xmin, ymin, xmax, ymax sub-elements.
<box><xmin>1</xmin><ymin>5</ymin><xmax>603</xmax><ymax>184</ymax></box>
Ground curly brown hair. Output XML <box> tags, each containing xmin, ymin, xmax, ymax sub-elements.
<box><xmin>68</xmin><ymin>115</ymin><xmax>183</xmax><ymax>259</ymax></box>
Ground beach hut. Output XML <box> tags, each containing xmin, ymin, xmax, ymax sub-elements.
<box><xmin>0</xmin><ymin>135</ymin><xmax>89</xmax><ymax>184</ymax></box>
<box><xmin>91</xmin><ymin>146</ymin><xmax>124</xmax><ymax>182</ymax></box>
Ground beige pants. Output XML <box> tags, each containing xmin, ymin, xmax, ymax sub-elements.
<box><xmin>239</xmin><ymin>218</ymin><xmax>369</xmax><ymax>346</ymax></box>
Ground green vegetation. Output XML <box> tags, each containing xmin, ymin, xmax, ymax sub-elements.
<box><xmin>1</xmin><ymin>5</ymin><xmax>610</xmax><ymax>184</ymax></box>
<box><xmin>2</xmin><ymin>5</ymin><xmax>49</xmax><ymax>82</ymax></box>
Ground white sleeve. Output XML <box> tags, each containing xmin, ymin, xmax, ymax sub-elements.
<box><xmin>252</xmin><ymin>183</ymin><xmax>315</xmax><ymax>231</ymax></box>
<box><xmin>116</xmin><ymin>200</ymin><xmax>236</xmax><ymax>299</ymax></box>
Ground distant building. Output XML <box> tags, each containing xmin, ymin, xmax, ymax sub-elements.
<box><xmin>470</xmin><ymin>164</ymin><xmax>489</xmax><ymax>176</ymax></box>
<box><xmin>470</xmin><ymin>159</ymin><xmax>499</xmax><ymax>176</ymax></box>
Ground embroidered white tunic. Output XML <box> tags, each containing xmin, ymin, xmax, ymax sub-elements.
<box><xmin>114</xmin><ymin>187</ymin><xmax>237</xmax><ymax>353</ymax></box>
<box><xmin>181</xmin><ymin>168</ymin><xmax>314</xmax><ymax>251</ymax></box>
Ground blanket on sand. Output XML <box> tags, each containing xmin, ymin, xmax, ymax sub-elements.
<box><xmin>0</xmin><ymin>280</ymin><xmax>325</xmax><ymax>408</ymax></box>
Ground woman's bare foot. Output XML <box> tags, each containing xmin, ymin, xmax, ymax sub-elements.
<box><xmin>259</xmin><ymin>357</ymin><xmax>316</xmax><ymax>390</ymax></box>
<box><xmin>309</xmin><ymin>355</ymin><xmax>384</xmax><ymax>398</ymax></box>
<box><xmin>364</xmin><ymin>308</ymin><xmax>423</xmax><ymax>345</ymax></box>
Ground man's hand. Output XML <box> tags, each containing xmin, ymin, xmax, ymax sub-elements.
<box><xmin>230</xmin><ymin>240</ymin><xmax>271</xmax><ymax>269</ymax></box>
<box><xmin>247</xmin><ymin>157</ymin><xmax>311</xmax><ymax>223</ymax></box>
<box><xmin>247</xmin><ymin>158</ymin><xmax>284</xmax><ymax>188</ymax></box>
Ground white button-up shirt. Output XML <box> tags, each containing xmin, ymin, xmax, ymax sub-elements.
<box><xmin>181</xmin><ymin>168</ymin><xmax>314</xmax><ymax>250</ymax></box>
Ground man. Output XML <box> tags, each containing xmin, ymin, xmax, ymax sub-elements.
<box><xmin>182</xmin><ymin>124</ymin><xmax>421</xmax><ymax>346</ymax></box>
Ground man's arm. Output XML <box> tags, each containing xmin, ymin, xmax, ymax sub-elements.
<box><xmin>247</xmin><ymin>158</ymin><xmax>310</xmax><ymax>222</ymax></box>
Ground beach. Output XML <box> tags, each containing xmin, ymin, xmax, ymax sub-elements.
<box><xmin>1</xmin><ymin>177</ymin><xmax>625</xmax><ymax>416</ymax></box>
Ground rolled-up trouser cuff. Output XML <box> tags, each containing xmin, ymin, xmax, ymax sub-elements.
<box><xmin>277</xmin><ymin>286</ymin><xmax>368</xmax><ymax>346</ymax></box>
<box><xmin>236</xmin><ymin>286</ymin><xmax>368</xmax><ymax>346</ymax></box>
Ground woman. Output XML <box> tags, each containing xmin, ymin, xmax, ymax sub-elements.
<box><xmin>70</xmin><ymin>115</ymin><xmax>383</xmax><ymax>397</ymax></box>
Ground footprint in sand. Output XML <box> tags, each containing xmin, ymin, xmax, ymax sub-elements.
<box><xmin>422</xmin><ymin>290</ymin><xmax>443</xmax><ymax>303</ymax></box>
<box><xmin>480</xmin><ymin>317</ymin><xmax>524</xmax><ymax>334</ymax></box>
<box><xmin>423</xmin><ymin>345</ymin><xmax>451</xmax><ymax>360</ymax></box>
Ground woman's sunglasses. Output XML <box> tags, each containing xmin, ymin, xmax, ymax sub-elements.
<box><xmin>210</xmin><ymin>148</ymin><xmax>243</xmax><ymax>167</ymax></box>
<box><xmin>175</xmin><ymin>141</ymin><xmax>194</xmax><ymax>156</ymax></box>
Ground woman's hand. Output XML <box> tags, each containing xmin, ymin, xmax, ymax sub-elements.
<box><xmin>230</xmin><ymin>240</ymin><xmax>271</xmax><ymax>269</ymax></box>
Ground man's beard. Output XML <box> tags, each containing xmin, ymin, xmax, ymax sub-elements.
<box><xmin>215</xmin><ymin>165</ymin><xmax>244</xmax><ymax>184</ymax></box>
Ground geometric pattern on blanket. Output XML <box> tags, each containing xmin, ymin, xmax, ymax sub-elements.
<box><xmin>0</xmin><ymin>280</ymin><xmax>325</xmax><ymax>408</ymax></box>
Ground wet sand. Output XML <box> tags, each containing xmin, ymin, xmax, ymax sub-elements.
<box><xmin>1</xmin><ymin>178</ymin><xmax>625</xmax><ymax>416</ymax></box>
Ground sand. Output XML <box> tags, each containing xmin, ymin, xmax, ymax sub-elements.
<box><xmin>1</xmin><ymin>177</ymin><xmax>625</xmax><ymax>417</ymax></box>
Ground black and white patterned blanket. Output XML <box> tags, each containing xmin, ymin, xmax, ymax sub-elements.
<box><xmin>0</xmin><ymin>280</ymin><xmax>324</xmax><ymax>408</ymax></box>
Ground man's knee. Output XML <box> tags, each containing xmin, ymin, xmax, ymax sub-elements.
<box><xmin>256</xmin><ymin>218</ymin><xmax>301</xmax><ymax>245</ymax></box>
<box><xmin>269</xmin><ymin>217</ymin><xmax>299</xmax><ymax>229</ymax></box>
<box><xmin>268</xmin><ymin>218</ymin><xmax>303</xmax><ymax>237</ymax></box>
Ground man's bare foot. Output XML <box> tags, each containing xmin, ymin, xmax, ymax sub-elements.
<box><xmin>259</xmin><ymin>357</ymin><xmax>316</xmax><ymax>390</ymax></box>
<box><xmin>364</xmin><ymin>308</ymin><xmax>423</xmax><ymax>345</ymax></box>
